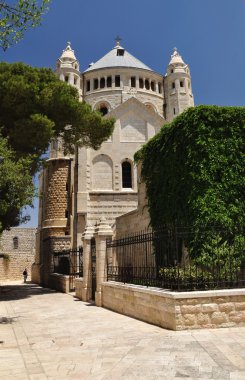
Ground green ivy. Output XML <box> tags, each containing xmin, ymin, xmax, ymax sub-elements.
<box><xmin>135</xmin><ymin>106</ymin><xmax>245</xmax><ymax>262</ymax></box>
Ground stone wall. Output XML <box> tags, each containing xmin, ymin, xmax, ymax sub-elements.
<box><xmin>43</xmin><ymin>158</ymin><xmax>70</xmax><ymax>225</ymax></box>
<box><xmin>102</xmin><ymin>282</ymin><xmax>245</xmax><ymax>330</ymax></box>
<box><xmin>114</xmin><ymin>165</ymin><xmax>150</xmax><ymax>237</ymax></box>
<box><xmin>88</xmin><ymin>192</ymin><xmax>138</xmax><ymax>226</ymax></box>
<box><xmin>49</xmin><ymin>273</ymin><xmax>70</xmax><ymax>293</ymax></box>
<box><xmin>0</xmin><ymin>228</ymin><xmax>36</xmax><ymax>281</ymax></box>
<box><xmin>74</xmin><ymin>278</ymin><xmax>84</xmax><ymax>299</ymax></box>
<box><xmin>40</xmin><ymin>235</ymin><xmax>71</xmax><ymax>287</ymax></box>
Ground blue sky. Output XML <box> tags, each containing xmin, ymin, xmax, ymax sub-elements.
<box><xmin>1</xmin><ymin>0</ymin><xmax>245</xmax><ymax>228</ymax></box>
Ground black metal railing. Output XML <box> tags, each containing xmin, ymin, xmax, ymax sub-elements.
<box><xmin>106</xmin><ymin>226</ymin><xmax>245</xmax><ymax>291</ymax></box>
<box><xmin>52</xmin><ymin>247</ymin><xmax>83</xmax><ymax>278</ymax></box>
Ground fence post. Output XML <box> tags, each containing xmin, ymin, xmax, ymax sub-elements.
<box><xmin>81</xmin><ymin>225</ymin><xmax>95</xmax><ymax>301</ymax></box>
<box><xmin>94</xmin><ymin>217</ymin><xmax>113</xmax><ymax>307</ymax></box>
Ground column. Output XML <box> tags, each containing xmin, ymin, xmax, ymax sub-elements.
<box><xmin>94</xmin><ymin>218</ymin><xmax>113</xmax><ymax>307</ymax></box>
<box><xmin>81</xmin><ymin>225</ymin><xmax>95</xmax><ymax>301</ymax></box>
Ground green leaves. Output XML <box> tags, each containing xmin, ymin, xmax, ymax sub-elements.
<box><xmin>136</xmin><ymin>105</ymin><xmax>245</xmax><ymax>231</ymax></box>
<box><xmin>0</xmin><ymin>62</ymin><xmax>114</xmax><ymax>174</ymax></box>
<box><xmin>0</xmin><ymin>0</ymin><xmax>51</xmax><ymax>50</ymax></box>
<box><xmin>0</xmin><ymin>132</ymin><xmax>35</xmax><ymax>233</ymax></box>
<box><xmin>0</xmin><ymin>61</ymin><xmax>114</xmax><ymax>230</ymax></box>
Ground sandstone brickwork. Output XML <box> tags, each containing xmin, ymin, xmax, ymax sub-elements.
<box><xmin>102</xmin><ymin>282</ymin><xmax>245</xmax><ymax>331</ymax></box>
<box><xmin>0</xmin><ymin>228</ymin><xmax>36</xmax><ymax>281</ymax></box>
<box><xmin>44</xmin><ymin>159</ymin><xmax>70</xmax><ymax>222</ymax></box>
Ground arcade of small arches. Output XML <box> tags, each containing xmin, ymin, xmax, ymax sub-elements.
<box><xmin>169</xmin><ymin>78</ymin><xmax>191</xmax><ymax>92</ymax></box>
<box><xmin>60</xmin><ymin>72</ymin><xmax>80</xmax><ymax>86</ymax></box>
<box><xmin>85</xmin><ymin>75</ymin><xmax>163</xmax><ymax>94</ymax></box>
<box><xmin>92</xmin><ymin>155</ymin><xmax>134</xmax><ymax>191</ymax></box>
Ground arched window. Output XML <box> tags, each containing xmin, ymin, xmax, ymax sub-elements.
<box><xmin>122</xmin><ymin>161</ymin><xmax>132</xmax><ymax>188</ymax></box>
<box><xmin>139</xmin><ymin>78</ymin><xmax>144</xmax><ymax>88</ymax></box>
<box><xmin>151</xmin><ymin>81</ymin><xmax>155</xmax><ymax>91</ymax></box>
<box><xmin>96</xmin><ymin>102</ymin><xmax>109</xmax><ymax>116</ymax></box>
<box><xmin>100</xmin><ymin>78</ymin><xmax>105</xmax><ymax>88</ymax></box>
<box><xmin>13</xmin><ymin>237</ymin><xmax>19</xmax><ymax>249</ymax></box>
<box><xmin>145</xmin><ymin>79</ymin><xmax>150</xmax><ymax>90</ymax></box>
<box><xmin>107</xmin><ymin>76</ymin><xmax>112</xmax><ymax>87</ymax></box>
<box><xmin>94</xmin><ymin>78</ymin><xmax>98</xmax><ymax>90</ymax></box>
<box><xmin>100</xmin><ymin>106</ymin><xmax>108</xmax><ymax>116</ymax></box>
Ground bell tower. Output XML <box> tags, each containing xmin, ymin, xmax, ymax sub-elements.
<box><xmin>56</xmin><ymin>42</ymin><xmax>82</xmax><ymax>97</ymax></box>
<box><xmin>164</xmin><ymin>48</ymin><xmax>194</xmax><ymax>122</ymax></box>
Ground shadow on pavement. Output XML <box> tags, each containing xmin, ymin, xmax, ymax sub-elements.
<box><xmin>0</xmin><ymin>316</ymin><xmax>18</xmax><ymax>324</ymax></box>
<box><xmin>0</xmin><ymin>282</ymin><xmax>57</xmax><ymax>302</ymax></box>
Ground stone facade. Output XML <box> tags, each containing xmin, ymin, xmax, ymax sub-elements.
<box><xmin>35</xmin><ymin>40</ymin><xmax>194</xmax><ymax>285</ymax></box>
<box><xmin>101</xmin><ymin>282</ymin><xmax>245</xmax><ymax>330</ymax></box>
<box><xmin>114</xmin><ymin>164</ymin><xmax>150</xmax><ymax>237</ymax></box>
<box><xmin>0</xmin><ymin>228</ymin><xmax>36</xmax><ymax>281</ymax></box>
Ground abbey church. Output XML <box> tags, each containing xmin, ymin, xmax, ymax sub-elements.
<box><xmin>34</xmin><ymin>40</ymin><xmax>194</xmax><ymax>283</ymax></box>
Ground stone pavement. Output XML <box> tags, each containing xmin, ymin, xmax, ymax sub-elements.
<box><xmin>0</xmin><ymin>282</ymin><xmax>245</xmax><ymax>380</ymax></box>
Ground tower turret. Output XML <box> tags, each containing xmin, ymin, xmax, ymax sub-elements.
<box><xmin>56</xmin><ymin>42</ymin><xmax>81</xmax><ymax>95</ymax></box>
<box><xmin>164</xmin><ymin>48</ymin><xmax>194</xmax><ymax>121</ymax></box>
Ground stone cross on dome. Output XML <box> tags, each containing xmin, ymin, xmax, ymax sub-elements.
<box><xmin>115</xmin><ymin>35</ymin><xmax>122</xmax><ymax>47</ymax></box>
<box><xmin>173</xmin><ymin>47</ymin><xmax>179</xmax><ymax>56</ymax></box>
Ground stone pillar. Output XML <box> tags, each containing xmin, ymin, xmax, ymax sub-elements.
<box><xmin>81</xmin><ymin>225</ymin><xmax>95</xmax><ymax>301</ymax></box>
<box><xmin>94</xmin><ymin>218</ymin><xmax>113</xmax><ymax>307</ymax></box>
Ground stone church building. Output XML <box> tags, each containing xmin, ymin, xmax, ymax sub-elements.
<box><xmin>33</xmin><ymin>39</ymin><xmax>194</xmax><ymax>284</ymax></box>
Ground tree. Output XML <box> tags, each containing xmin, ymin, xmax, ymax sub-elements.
<box><xmin>0</xmin><ymin>62</ymin><xmax>114</xmax><ymax>230</ymax></box>
<box><xmin>0</xmin><ymin>0</ymin><xmax>50</xmax><ymax>51</ymax></box>
<box><xmin>0</xmin><ymin>133</ymin><xmax>34</xmax><ymax>232</ymax></box>
<box><xmin>135</xmin><ymin>106</ymin><xmax>245</xmax><ymax>262</ymax></box>
<box><xmin>0</xmin><ymin>62</ymin><xmax>114</xmax><ymax>171</ymax></box>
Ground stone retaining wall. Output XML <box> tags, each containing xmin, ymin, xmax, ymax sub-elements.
<box><xmin>49</xmin><ymin>273</ymin><xmax>70</xmax><ymax>293</ymax></box>
<box><xmin>74</xmin><ymin>278</ymin><xmax>84</xmax><ymax>298</ymax></box>
<box><xmin>102</xmin><ymin>282</ymin><xmax>245</xmax><ymax>330</ymax></box>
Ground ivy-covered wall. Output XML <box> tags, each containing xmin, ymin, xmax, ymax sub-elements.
<box><xmin>135</xmin><ymin>106</ymin><xmax>245</xmax><ymax>230</ymax></box>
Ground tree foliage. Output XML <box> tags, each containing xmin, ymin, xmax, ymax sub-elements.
<box><xmin>136</xmin><ymin>106</ymin><xmax>245</xmax><ymax>229</ymax></box>
<box><xmin>135</xmin><ymin>106</ymin><xmax>245</xmax><ymax>261</ymax></box>
<box><xmin>0</xmin><ymin>0</ymin><xmax>50</xmax><ymax>50</ymax></box>
<box><xmin>0</xmin><ymin>132</ymin><xmax>34</xmax><ymax>232</ymax></box>
<box><xmin>0</xmin><ymin>62</ymin><xmax>114</xmax><ymax>174</ymax></box>
<box><xmin>0</xmin><ymin>62</ymin><xmax>114</xmax><ymax>230</ymax></box>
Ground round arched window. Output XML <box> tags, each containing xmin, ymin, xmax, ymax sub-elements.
<box><xmin>122</xmin><ymin>161</ymin><xmax>132</xmax><ymax>188</ymax></box>
<box><xmin>96</xmin><ymin>102</ymin><xmax>109</xmax><ymax>116</ymax></box>
<box><xmin>99</xmin><ymin>106</ymin><xmax>108</xmax><ymax>116</ymax></box>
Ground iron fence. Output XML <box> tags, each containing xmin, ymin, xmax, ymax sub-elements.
<box><xmin>52</xmin><ymin>247</ymin><xmax>83</xmax><ymax>278</ymax></box>
<box><xmin>106</xmin><ymin>226</ymin><xmax>245</xmax><ymax>291</ymax></box>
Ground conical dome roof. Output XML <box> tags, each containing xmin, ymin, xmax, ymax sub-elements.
<box><xmin>84</xmin><ymin>41</ymin><xmax>152</xmax><ymax>72</ymax></box>
<box><xmin>60</xmin><ymin>42</ymin><xmax>77</xmax><ymax>61</ymax></box>
<box><xmin>169</xmin><ymin>48</ymin><xmax>185</xmax><ymax>65</ymax></box>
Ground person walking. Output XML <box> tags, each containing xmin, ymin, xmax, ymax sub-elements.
<box><xmin>23</xmin><ymin>268</ymin><xmax>28</xmax><ymax>283</ymax></box>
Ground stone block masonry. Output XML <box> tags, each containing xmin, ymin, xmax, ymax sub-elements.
<box><xmin>0</xmin><ymin>228</ymin><xmax>36</xmax><ymax>281</ymax></box>
<box><xmin>44</xmin><ymin>159</ymin><xmax>70</xmax><ymax>221</ymax></box>
<box><xmin>102</xmin><ymin>282</ymin><xmax>245</xmax><ymax>330</ymax></box>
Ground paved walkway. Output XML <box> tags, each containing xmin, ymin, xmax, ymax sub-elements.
<box><xmin>0</xmin><ymin>282</ymin><xmax>244</xmax><ymax>380</ymax></box>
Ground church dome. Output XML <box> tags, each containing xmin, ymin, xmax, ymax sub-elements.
<box><xmin>84</xmin><ymin>40</ymin><xmax>152</xmax><ymax>72</ymax></box>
